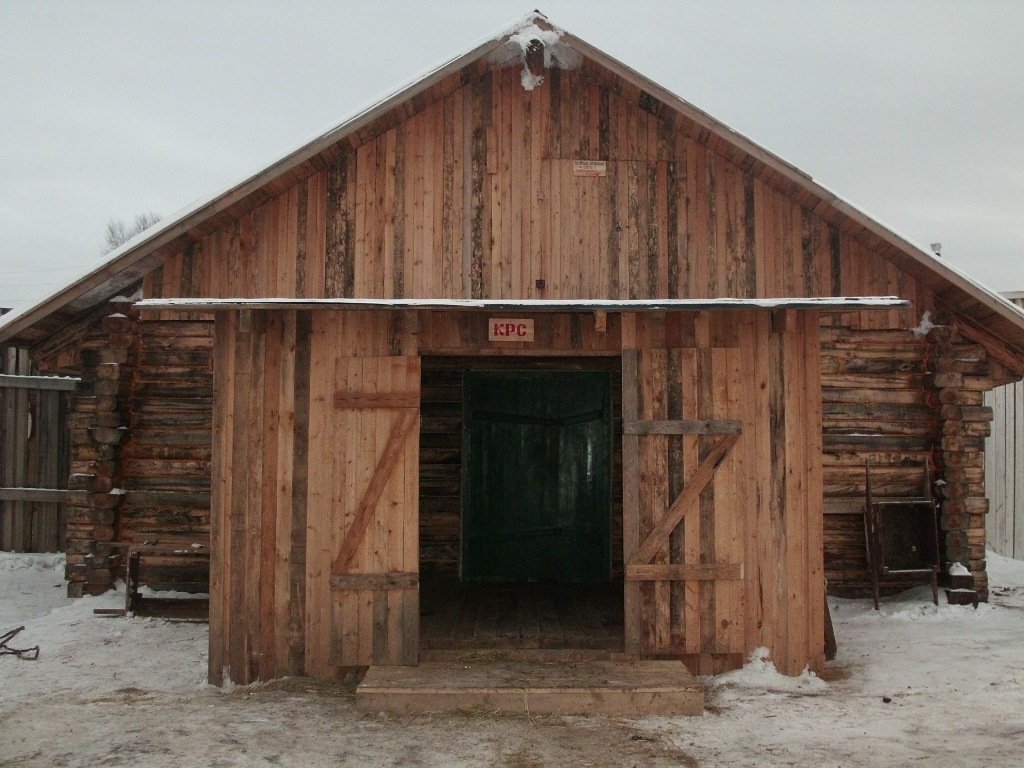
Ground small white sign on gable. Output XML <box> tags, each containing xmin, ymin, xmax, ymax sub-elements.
<box><xmin>573</xmin><ymin>160</ymin><xmax>607</xmax><ymax>177</ymax></box>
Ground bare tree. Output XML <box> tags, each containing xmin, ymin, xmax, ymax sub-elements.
<box><xmin>102</xmin><ymin>211</ymin><xmax>161</xmax><ymax>254</ymax></box>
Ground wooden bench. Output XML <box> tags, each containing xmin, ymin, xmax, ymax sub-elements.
<box><xmin>123</xmin><ymin>546</ymin><xmax>210</xmax><ymax>621</ymax></box>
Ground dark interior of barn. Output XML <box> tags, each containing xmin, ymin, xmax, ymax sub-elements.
<box><xmin>418</xmin><ymin>357</ymin><xmax>625</xmax><ymax>655</ymax></box>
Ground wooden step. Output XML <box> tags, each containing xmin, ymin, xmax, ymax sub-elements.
<box><xmin>356</xmin><ymin>660</ymin><xmax>703</xmax><ymax>716</ymax></box>
<box><xmin>419</xmin><ymin>648</ymin><xmax>620</xmax><ymax>664</ymax></box>
<box><xmin>945</xmin><ymin>588</ymin><xmax>980</xmax><ymax>607</ymax></box>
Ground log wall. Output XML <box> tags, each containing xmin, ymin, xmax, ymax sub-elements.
<box><xmin>820</xmin><ymin>326</ymin><xmax>937</xmax><ymax>594</ymax></box>
<box><xmin>119</xmin><ymin>320</ymin><xmax>214</xmax><ymax>590</ymax></box>
<box><xmin>928</xmin><ymin>325</ymin><xmax>993</xmax><ymax>598</ymax></box>
<box><xmin>64</xmin><ymin>306</ymin><xmax>138</xmax><ymax>595</ymax></box>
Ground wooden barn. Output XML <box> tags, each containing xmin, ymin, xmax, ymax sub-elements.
<box><xmin>2</xmin><ymin>13</ymin><xmax>1024</xmax><ymax>686</ymax></box>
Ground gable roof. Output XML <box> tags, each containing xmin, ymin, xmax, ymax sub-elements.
<box><xmin>3</xmin><ymin>11</ymin><xmax>1024</xmax><ymax>369</ymax></box>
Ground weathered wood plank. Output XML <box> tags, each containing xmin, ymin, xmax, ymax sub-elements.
<box><xmin>0</xmin><ymin>488</ymin><xmax>69</xmax><ymax>503</ymax></box>
<box><xmin>0</xmin><ymin>374</ymin><xmax>79</xmax><ymax>391</ymax></box>
<box><xmin>330</xmin><ymin>572</ymin><xmax>419</xmax><ymax>590</ymax></box>
<box><xmin>624</xmin><ymin>419</ymin><xmax>742</xmax><ymax>435</ymax></box>
<box><xmin>621</xmin><ymin>342</ymin><xmax>641</xmax><ymax>656</ymax></box>
<box><xmin>633</xmin><ymin>432</ymin><xmax>740</xmax><ymax>566</ymax></box>
<box><xmin>626</xmin><ymin>563</ymin><xmax>743</xmax><ymax>581</ymax></box>
<box><xmin>332</xmin><ymin>408</ymin><xmax>418</xmax><ymax>575</ymax></box>
<box><xmin>333</xmin><ymin>392</ymin><xmax>419</xmax><ymax>410</ymax></box>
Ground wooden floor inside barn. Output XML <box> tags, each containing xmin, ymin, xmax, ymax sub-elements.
<box><xmin>419</xmin><ymin>579</ymin><xmax>625</xmax><ymax>655</ymax></box>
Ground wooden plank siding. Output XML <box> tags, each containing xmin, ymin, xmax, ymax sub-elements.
<box><xmin>209</xmin><ymin>307</ymin><xmax>826</xmax><ymax>681</ymax></box>
<box><xmin>211</xmin><ymin>310</ymin><xmax>419</xmax><ymax>684</ymax></box>
<box><xmin>986</xmin><ymin>295</ymin><xmax>1024</xmax><ymax>560</ymax></box>
<box><xmin>621</xmin><ymin>310</ymin><xmax>824</xmax><ymax>677</ymax></box>
<box><xmin>0</xmin><ymin>346</ymin><xmax>71</xmax><ymax>552</ymax></box>
<box><xmin>144</xmin><ymin>64</ymin><xmax>929</xmax><ymax>326</ymax></box>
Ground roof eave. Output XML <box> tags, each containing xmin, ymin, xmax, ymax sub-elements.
<box><xmin>135</xmin><ymin>296</ymin><xmax>910</xmax><ymax>313</ymax></box>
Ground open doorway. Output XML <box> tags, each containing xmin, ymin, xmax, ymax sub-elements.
<box><xmin>419</xmin><ymin>357</ymin><xmax>624</xmax><ymax>656</ymax></box>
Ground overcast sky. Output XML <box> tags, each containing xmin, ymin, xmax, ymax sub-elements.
<box><xmin>1</xmin><ymin>0</ymin><xmax>1021</xmax><ymax>313</ymax></box>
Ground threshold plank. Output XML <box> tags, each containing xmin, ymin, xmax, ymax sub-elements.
<box><xmin>356</xmin><ymin>660</ymin><xmax>703</xmax><ymax>716</ymax></box>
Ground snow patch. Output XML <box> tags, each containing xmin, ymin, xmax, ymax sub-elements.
<box><xmin>5</xmin><ymin>550</ymin><xmax>1024</xmax><ymax>764</ymax></box>
<box><xmin>504</xmin><ymin>20</ymin><xmax>582</xmax><ymax>91</ymax></box>
<box><xmin>713</xmin><ymin>647</ymin><xmax>827</xmax><ymax>693</ymax></box>
<box><xmin>0</xmin><ymin>552</ymin><xmax>65</xmax><ymax>573</ymax></box>
<box><xmin>911</xmin><ymin>310</ymin><xmax>937</xmax><ymax>338</ymax></box>
<box><xmin>986</xmin><ymin>549</ymin><xmax>1024</xmax><ymax>587</ymax></box>
<box><xmin>949</xmin><ymin>562</ymin><xmax>971</xmax><ymax>576</ymax></box>
<box><xmin>521</xmin><ymin>66</ymin><xmax>545</xmax><ymax>92</ymax></box>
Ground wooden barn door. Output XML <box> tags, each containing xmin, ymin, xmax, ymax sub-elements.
<box><xmin>621</xmin><ymin>341</ymin><xmax>746</xmax><ymax>674</ymax></box>
<box><xmin>326</xmin><ymin>355</ymin><xmax>420</xmax><ymax>667</ymax></box>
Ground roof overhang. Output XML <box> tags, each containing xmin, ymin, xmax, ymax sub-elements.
<box><xmin>136</xmin><ymin>296</ymin><xmax>909</xmax><ymax>313</ymax></box>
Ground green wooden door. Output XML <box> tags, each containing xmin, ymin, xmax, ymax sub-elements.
<box><xmin>462</xmin><ymin>371</ymin><xmax>611</xmax><ymax>582</ymax></box>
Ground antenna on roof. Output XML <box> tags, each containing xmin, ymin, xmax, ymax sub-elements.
<box><xmin>930</xmin><ymin>243</ymin><xmax>942</xmax><ymax>257</ymax></box>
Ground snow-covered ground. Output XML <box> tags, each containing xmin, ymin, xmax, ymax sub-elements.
<box><xmin>2</xmin><ymin>552</ymin><xmax>1023</xmax><ymax>767</ymax></box>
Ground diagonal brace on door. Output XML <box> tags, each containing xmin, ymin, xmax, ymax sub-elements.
<box><xmin>331</xmin><ymin>408</ymin><xmax>418</xmax><ymax>575</ymax></box>
<box><xmin>632</xmin><ymin>432</ymin><xmax>740</xmax><ymax>566</ymax></box>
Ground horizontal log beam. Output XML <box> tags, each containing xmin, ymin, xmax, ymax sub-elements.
<box><xmin>334</xmin><ymin>392</ymin><xmax>419</xmax><ymax>410</ymax></box>
<box><xmin>330</xmin><ymin>572</ymin><xmax>419</xmax><ymax>590</ymax></box>
<box><xmin>0</xmin><ymin>487</ymin><xmax>69</xmax><ymax>502</ymax></box>
<box><xmin>626</xmin><ymin>563</ymin><xmax>743</xmax><ymax>581</ymax></box>
<box><xmin>0</xmin><ymin>374</ymin><xmax>79</xmax><ymax>391</ymax></box>
<box><xmin>623</xmin><ymin>419</ymin><xmax>742</xmax><ymax>435</ymax></box>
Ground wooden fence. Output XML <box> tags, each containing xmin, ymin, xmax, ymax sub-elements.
<box><xmin>985</xmin><ymin>293</ymin><xmax>1024</xmax><ymax>560</ymax></box>
<box><xmin>1</xmin><ymin>345</ymin><xmax>75</xmax><ymax>552</ymax></box>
